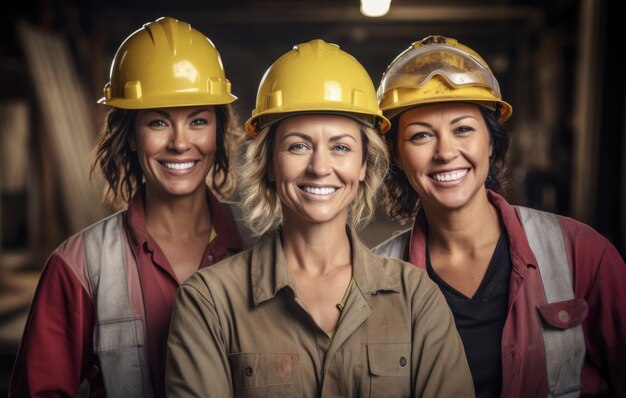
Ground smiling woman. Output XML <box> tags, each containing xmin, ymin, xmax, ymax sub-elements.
<box><xmin>271</xmin><ymin>115</ymin><xmax>367</xmax><ymax>229</ymax></box>
<box><xmin>133</xmin><ymin>107</ymin><xmax>219</xmax><ymax>200</ymax></box>
<box><xmin>374</xmin><ymin>35</ymin><xmax>626</xmax><ymax>398</ymax></box>
<box><xmin>9</xmin><ymin>17</ymin><xmax>247</xmax><ymax>398</ymax></box>
<box><xmin>165</xmin><ymin>39</ymin><xmax>475</xmax><ymax>397</ymax></box>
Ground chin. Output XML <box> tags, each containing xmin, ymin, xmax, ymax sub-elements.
<box><xmin>433</xmin><ymin>189</ymin><xmax>481</xmax><ymax>210</ymax></box>
<box><xmin>160</xmin><ymin>183</ymin><xmax>205</xmax><ymax>198</ymax></box>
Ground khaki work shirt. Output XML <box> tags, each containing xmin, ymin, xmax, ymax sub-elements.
<box><xmin>166</xmin><ymin>229</ymin><xmax>474</xmax><ymax>397</ymax></box>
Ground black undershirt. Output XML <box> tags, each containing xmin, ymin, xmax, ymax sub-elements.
<box><xmin>426</xmin><ymin>232</ymin><xmax>512</xmax><ymax>398</ymax></box>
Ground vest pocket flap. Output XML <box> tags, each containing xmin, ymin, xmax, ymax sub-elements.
<box><xmin>228</xmin><ymin>352</ymin><xmax>297</xmax><ymax>389</ymax></box>
<box><xmin>367</xmin><ymin>343</ymin><xmax>411</xmax><ymax>376</ymax></box>
<box><xmin>537</xmin><ymin>299</ymin><xmax>588</xmax><ymax>330</ymax></box>
<box><xmin>94</xmin><ymin>316</ymin><xmax>144</xmax><ymax>353</ymax></box>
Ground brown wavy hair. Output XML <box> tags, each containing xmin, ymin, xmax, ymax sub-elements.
<box><xmin>90</xmin><ymin>104</ymin><xmax>242</xmax><ymax>209</ymax></box>
<box><xmin>382</xmin><ymin>103</ymin><xmax>510</xmax><ymax>223</ymax></box>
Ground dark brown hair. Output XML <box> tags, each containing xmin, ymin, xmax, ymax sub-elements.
<box><xmin>382</xmin><ymin>103</ymin><xmax>510</xmax><ymax>223</ymax></box>
<box><xmin>90</xmin><ymin>104</ymin><xmax>241</xmax><ymax>209</ymax></box>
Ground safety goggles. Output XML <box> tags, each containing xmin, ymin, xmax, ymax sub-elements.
<box><xmin>377</xmin><ymin>43</ymin><xmax>502</xmax><ymax>100</ymax></box>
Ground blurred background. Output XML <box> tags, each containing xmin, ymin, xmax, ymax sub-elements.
<box><xmin>1</xmin><ymin>0</ymin><xmax>624</xmax><ymax>393</ymax></box>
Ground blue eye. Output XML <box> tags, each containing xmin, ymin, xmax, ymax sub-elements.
<box><xmin>288</xmin><ymin>143</ymin><xmax>309</xmax><ymax>152</ymax></box>
<box><xmin>333</xmin><ymin>144</ymin><xmax>351</xmax><ymax>152</ymax></box>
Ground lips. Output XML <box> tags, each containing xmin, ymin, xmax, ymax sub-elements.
<box><xmin>430</xmin><ymin>168</ymin><xmax>468</xmax><ymax>182</ymax></box>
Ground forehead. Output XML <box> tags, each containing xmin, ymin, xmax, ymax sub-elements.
<box><xmin>399</xmin><ymin>102</ymin><xmax>482</xmax><ymax>124</ymax></box>
<box><xmin>276</xmin><ymin>114</ymin><xmax>361</xmax><ymax>136</ymax></box>
<box><xmin>137</xmin><ymin>105</ymin><xmax>215</xmax><ymax>117</ymax></box>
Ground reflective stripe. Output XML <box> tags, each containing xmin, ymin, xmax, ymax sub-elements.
<box><xmin>83</xmin><ymin>212</ymin><xmax>153</xmax><ymax>397</ymax></box>
<box><xmin>372</xmin><ymin>229</ymin><xmax>411</xmax><ymax>260</ymax></box>
<box><xmin>518</xmin><ymin>206</ymin><xmax>585</xmax><ymax>398</ymax></box>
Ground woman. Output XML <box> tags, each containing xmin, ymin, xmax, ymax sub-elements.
<box><xmin>374</xmin><ymin>35</ymin><xmax>626</xmax><ymax>397</ymax></box>
<box><xmin>9</xmin><ymin>17</ymin><xmax>246</xmax><ymax>397</ymax></box>
<box><xmin>166</xmin><ymin>39</ymin><xmax>474</xmax><ymax>397</ymax></box>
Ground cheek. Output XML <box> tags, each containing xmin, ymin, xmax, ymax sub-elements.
<box><xmin>272</xmin><ymin>155</ymin><xmax>296</xmax><ymax>185</ymax></box>
<box><xmin>397</xmin><ymin>145</ymin><xmax>425</xmax><ymax>176</ymax></box>
<box><xmin>134</xmin><ymin>131</ymin><xmax>165</xmax><ymax>156</ymax></box>
<box><xmin>197</xmin><ymin>130</ymin><xmax>218</xmax><ymax>155</ymax></box>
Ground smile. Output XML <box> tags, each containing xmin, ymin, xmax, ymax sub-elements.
<box><xmin>160</xmin><ymin>161</ymin><xmax>196</xmax><ymax>171</ymax></box>
<box><xmin>431</xmin><ymin>169</ymin><xmax>468</xmax><ymax>182</ymax></box>
<box><xmin>301</xmin><ymin>186</ymin><xmax>337</xmax><ymax>195</ymax></box>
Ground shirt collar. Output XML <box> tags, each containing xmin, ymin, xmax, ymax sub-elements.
<box><xmin>206</xmin><ymin>189</ymin><xmax>243</xmax><ymax>251</ymax></box>
<box><xmin>408</xmin><ymin>190</ymin><xmax>537</xmax><ymax>273</ymax></box>
<box><xmin>251</xmin><ymin>227</ymin><xmax>398</xmax><ymax>306</ymax></box>
<box><xmin>125</xmin><ymin>185</ymin><xmax>243</xmax><ymax>252</ymax></box>
<box><xmin>486</xmin><ymin>190</ymin><xmax>537</xmax><ymax>270</ymax></box>
<box><xmin>126</xmin><ymin>186</ymin><xmax>150</xmax><ymax>248</ymax></box>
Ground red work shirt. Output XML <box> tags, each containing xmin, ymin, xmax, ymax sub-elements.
<box><xmin>9</xmin><ymin>187</ymin><xmax>243</xmax><ymax>398</ymax></box>
<box><xmin>408</xmin><ymin>191</ymin><xmax>626</xmax><ymax>397</ymax></box>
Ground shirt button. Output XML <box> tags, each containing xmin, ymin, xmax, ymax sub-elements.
<box><xmin>399</xmin><ymin>356</ymin><xmax>407</xmax><ymax>367</ymax></box>
<box><xmin>244</xmin><ymin>366</ymin><xmax>253</xmax><ymax>377</ymax></box>
<box><xmin>207</xmin><ymin>254</ymin><xmax>214</xmax><ymax>262</ymax></box>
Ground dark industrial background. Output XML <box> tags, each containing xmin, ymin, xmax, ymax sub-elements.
<box><xmin>1</xmin><ymin>0</ymin><xmax>624</xmax><ymax>393</ymax></box>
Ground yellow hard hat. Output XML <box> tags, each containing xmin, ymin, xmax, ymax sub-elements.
<box><xmin>245</xmin><ymin>39</ymin><xmax>390</xmax><ymax>137</ymax></box>
<box><xmin>378</xmin><ymin>35</ymin><xmax>512</xmax><ymax>122</ymax></box>
<box><xmin>98</xmin><ymin>17</ymin><xmax>236</xmax><ymax>109</ymax></box>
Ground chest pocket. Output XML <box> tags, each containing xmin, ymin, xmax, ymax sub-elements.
<box><xmin>228</xmin><ymin>352</ymin><xmax>298</xmax><ymax>398</ymax></box>
<box><xmin>537</xmin><ymin>298</ymin><xmax>588</xmax><ymax>330</ymax></box>
<box><xmin>367</xmin><ymin>343</ymin><xmax>411</xmax><ymax>398</ymax></box>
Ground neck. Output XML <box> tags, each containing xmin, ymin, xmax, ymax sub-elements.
<box><xmin>281</xmin><ymin>214</ymin><xmax>351</xmax><ymax>276</ymax></box>
<box><xmin>422</xmin><ymin>189</ymin><xmax>501</xmax><ymax>254</ymax></box>
<box><xmin>144</xmin><ymin>185</ymin><xmax>211</xmax><ymax>238</ymax></box>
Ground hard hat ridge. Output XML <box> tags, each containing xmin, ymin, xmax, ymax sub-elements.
<box><xmin>245</xmin><ymin>39</ymin><xmax>390</xmax><ymax>137</ymax></box>
<box><xmin>98</xmin><ymin>16</ymin><xmax>236</xmax><ymax>109</ymax></box>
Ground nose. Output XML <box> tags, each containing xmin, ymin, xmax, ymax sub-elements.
<box><xmin>168</xmin><ymin>127</ymin><xmax>191</xmax><ymax>153</ymax></box>
<box><xmin>307</xmin><ymin>148</ymin><xmax>332</xmax><ymax>176</ymax></box>
<box><xmin>433</xmin><ymin>133</ymin><xmax>458</xmax><ymax>162</ymax></box>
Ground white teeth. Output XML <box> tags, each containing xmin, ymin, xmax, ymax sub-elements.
<box><xmin>303</xmin><ymin>186</ymin><xmax>337</xmax><ymax>195</ymax></box>
<box><xmin>433</xmin><ymin>169</ymin><xmax>467</xmax><ymax>182</ymax></box>
<box><xmin>162</xmin><ymin>161</ymin><xmax>195</xmax><ymax>170</ymax></box>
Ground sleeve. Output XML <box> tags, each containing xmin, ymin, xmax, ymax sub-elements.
<box><xmin>576</xmin><ymin>235</ymin><xmax>626</xmax><ymax>397</ymax></box>
<box><xmin>165</xmin><ymin>277</ymin><xmax>233</xmax><ymax>397</ymax></box>
<box><xmin>411</xmin><ymin>278</ymin><xmax>475</xmax><ymax>398</ymax></box>
<box><xmin>9</xmin><ymin>252</ymin><xmax>96</xmax><ymax>397</ymax></box>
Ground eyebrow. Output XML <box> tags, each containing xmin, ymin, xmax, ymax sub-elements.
<box><xmin>451</xmin><ymin>115</ymin><xmax>477</xmax><ymax>124</ymax></box>
<box><xmin>281</xmin><ymin>132</ymin><xmax>358</xmax><ymax>143</ymax></box>
<box><xmin>404</xmin><ymin>115</ymin><xmax>477</xmax><ymax>128</ymax></box>
<box><xmin>145</xmin><ymin>108</ymin><xmax>211</xmax><ymax>118</ymax></box>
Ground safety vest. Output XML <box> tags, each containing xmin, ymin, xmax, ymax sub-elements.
<box><xmin>373</xmin><ymin>206</ymin><xmax>585</xmax><ymax>398</ymax></box>
<box><xmin>83</xmin><ymin>203</ymin><xmax>250</xmax><ymax>397</ymax></box>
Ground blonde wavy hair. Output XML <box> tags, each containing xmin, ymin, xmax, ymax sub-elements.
<box><xmin>239</xmin><ymin>119</ymin><xmax>389</xmax><ymax>237</ymax></box>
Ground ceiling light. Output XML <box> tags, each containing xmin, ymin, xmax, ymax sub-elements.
<box><xmin>360</xmin><ymin>0</ymin><xmax>392</xmax><ymax>17</ymax></box>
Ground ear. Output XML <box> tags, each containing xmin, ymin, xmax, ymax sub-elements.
<box><xmin>488</xmin><ymin>140</ymin><xmax>493</xmax><ymax>158</ymax></box>
<box><xmin>359</xmin><ymin>161</ymin><xmax>367</xmax><ymax>182</ymax></box>
<box><xmin>129</xmin><ymin>135</ymin><xmax>137</xmax><ymax>151</ymax></box>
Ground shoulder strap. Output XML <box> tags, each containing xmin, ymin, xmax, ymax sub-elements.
<box><xmin>517</xmin><ymin>206</ymin><xmax>585</xmax><ymax>398</ymax></box>
<box><xmin>83</xmin><ymin>212</ymin><xmax>153</xmax><ymax>397</ymax></box>
<box><xmin>372</xmin><ymin>228</ymin><xmax>412</xmax><ymax>260</ymax></box>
